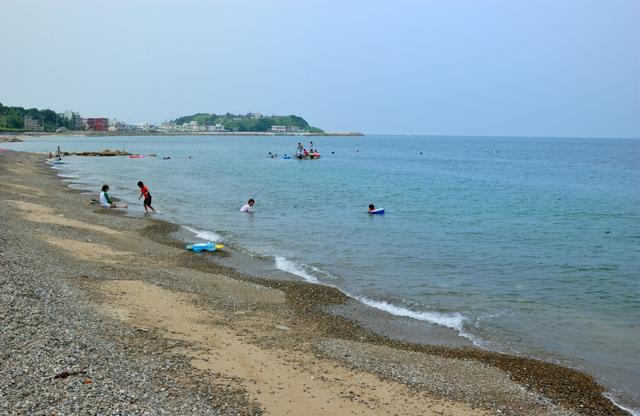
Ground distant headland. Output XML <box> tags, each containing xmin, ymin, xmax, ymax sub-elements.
<box><xmin>0</xmin><ymin>103</ymin><xmax>362</xmax><ymax>136</ymax></box>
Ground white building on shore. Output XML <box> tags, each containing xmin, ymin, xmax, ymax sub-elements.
<box><xmin>63</xmin><ymin>110</ymin><xmax>84</xmax><ymax>129</ymax></box>
<box><xmin>206</xmin><ymin>123</ymin><xmax>225</xmax><ymax>132</ymax></box>
<box><xmin>180</xmin><ymin>120</ymin><xmax>199</xmax><ymax>131</ymax></box>
<box><xmin>108</xmin><ymin>119</ymin><xmax>127</xmax><ymax>131</ymax></box>
<box><xmin>159</xmin><ymin>122</ymin><xmax>177</xmax><ymax>132</ymax></box>
<box><xmin>270</xmin><ymin>125</ymin><xmax>300</xmax><ymax>133</ymax></box>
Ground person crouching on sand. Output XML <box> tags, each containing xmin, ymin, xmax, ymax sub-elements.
<box><xmin>99</xmin><ymin>185</ymin><xmax>128</xmax><ymax>209</ymax></box>
<box><xmin>240</xmin><ymin>199</ymin><xmax>255</xmax><ymax>212</ymax></box>
<box><xmin>137</xmin><ymin>181</ymin><xmax>155</xmax><ymax>213</ymax></box>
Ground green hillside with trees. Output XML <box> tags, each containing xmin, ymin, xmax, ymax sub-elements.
<box><xmin>0</xmin><ymin>103</ymin><xmax>73</xmax><ymax>132</ymax></box>
<box><xmin>173</xmin><ymin>113</ymin><xmax>323</xmax><ymax>133</ymax></box>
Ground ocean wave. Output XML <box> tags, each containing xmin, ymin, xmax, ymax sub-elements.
<box><xmin>355</xmin><ymin>296</ymin><xmax>468</xmax><ymax>333</ymax></box>
<box><xmin>605</xmin><ymin>393</ymin><xmax>640</xmax><ymax>416</ymax></box>
<box><xmin>272</xmin><ymin>256</ymin><xmax>481</xmax><ymax>344</ymax></box>
<box><xmin>273</xmin><ymin>256</ymin><xmax>341</xmax><ymax>283</ymax></box>
<box><xmin>274</xmin><ymin>256</ymin><xmax>318</xmax><ymax>283</ymax></box>
<box><xmin>183</xmin><ymin>226</ymin><xmax>224</xmax><ymax>243</ymax></box>
<box><xmin>309</xmin><ymin>265</ymin><xmax>340</xmax><ymax>280</ymax></box>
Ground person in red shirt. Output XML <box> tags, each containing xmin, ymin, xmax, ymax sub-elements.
<box><xmin>137</xmin><ymin>181</ymin><xmax>155</xmax><ymax>213</ymax></box>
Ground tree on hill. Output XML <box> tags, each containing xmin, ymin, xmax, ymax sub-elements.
<box><xmin>0</xmin><ymin>103</ymin><xmax>73</xmax><ymax>131</ymax></box>
<box><xmin>172</xmin><ymin>112</ymin><xmax>323</xmax><ymax>133</ymax></box>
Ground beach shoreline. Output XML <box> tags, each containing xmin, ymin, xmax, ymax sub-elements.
<box><xmin>0</xmin><ymin>150</ymin><xmax>630</xmax><ymax>415</ymax></box>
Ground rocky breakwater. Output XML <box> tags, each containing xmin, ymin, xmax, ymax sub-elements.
<box><xmin>62</xmin><ymin>149</ymin><xmax>132</xmax><ymax>157</ymax></box>
<box><xmin>0</xmin><ymin>135</ymin><xmax>23</xmax><ymax>142</ymax></box>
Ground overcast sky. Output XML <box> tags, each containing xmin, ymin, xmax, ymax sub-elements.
<box><xmin>1</xmin><ymin>0</ymin><xmax>638</xmax><ymax>137</ymax></box>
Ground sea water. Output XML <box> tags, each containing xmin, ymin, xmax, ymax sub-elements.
<box><xmin>5</xmin><ymin>135</ymin><xmax>639</xmax><ymax>413</ymax></box>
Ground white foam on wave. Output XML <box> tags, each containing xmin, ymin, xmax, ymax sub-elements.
<box><xmin>309</xmin><ymin>265</ymin><xmax>340</xmax><ymax>280</ymax></box>
<box><xmin>353</xmin><ymin>295</ymin><xmax>482</xmax><ymax>343</ymax></box>
<box><xmin>274</xmin><ymin>256</ymin><xmax>318</xmax><ymax>283</ymax></box>
<box><xmin>355</xmin><ymin>296</ymin><xmax>466</xmax><ymax>332</ymax></box>
<box><xmin>605</xmin><ymin>393</ymin><xmax>640</xmax><ymax>416</ymax></box>
<box><xmin>183</xmin><ymin>226</ymin><xmax>224</xmax><ymax>243</ymax></box>
<box><xmin>272</xmin><ymin>257</ymin><xmax>481</xmax><ymax>344</ymax></box>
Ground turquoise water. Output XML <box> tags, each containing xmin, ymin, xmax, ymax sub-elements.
<box><xmin>4</xmin><ymin>135</ymin><xmax>639</xmax><ymax>413</ymax></box>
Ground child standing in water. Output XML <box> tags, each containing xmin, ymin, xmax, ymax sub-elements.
<box><xmin>137</xmin><ymin>181</ymin><xmax>155</xmax><ymax>212</ymax></box>
<box><xmin>240</xmin><ymin>198</ymin><xmax>255</xmax><ymax>212</ymax></box>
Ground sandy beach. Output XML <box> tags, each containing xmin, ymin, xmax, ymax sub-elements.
<box><xmin>0</xmin><ymin>151</ymin><xmax>629</xmax><ymax>415</ymax></box>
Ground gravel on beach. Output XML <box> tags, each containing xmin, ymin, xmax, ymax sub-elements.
<box><xmin>0</xmin><ymin>154</ymin><xmax>259</xmax><ymax>415</ymax></box>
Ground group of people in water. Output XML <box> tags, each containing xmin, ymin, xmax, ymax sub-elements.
<box><xmin>48</xmin><ymin>146</ymin><xmax>62</xmax><ymax>161</ymax></box>
<box><xmin>100</xmin><ymin>181</ymin><xmax>255</xmax><ymax>215</ymax></box>
<box><xmin>99</xmin><ymin>181</ymin><xmax>154</xmax><ymax>212</ymax></box>
<box><xmin>96</xmin><ymin>140</ymin><xmax>378</xmax><ymax>216</ymax></box>
<box><xmin>296</xmin><ymin>141</ymin><xmax>320</xmax><ymax>159</ymax></box>
<box><xmin>268</xmin><ymin>141</ymin><xmax>321</xmax><ymax>160</ymax></box>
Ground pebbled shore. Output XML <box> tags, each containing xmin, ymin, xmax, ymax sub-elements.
<box><xmin>0</xmin><ymin>151</ymin><xmax>629</xmax><ymax>415</ymax></box>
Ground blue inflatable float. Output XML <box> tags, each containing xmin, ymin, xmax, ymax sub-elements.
<box><xmin>368</xmin><ymin>208</ymin><xmax>385</xmax><ymax>215</ymax></box>
<box><xmin>185</xmin><ymin>242</ymin><xmax>224</xmax><ymax>252</ymax></box>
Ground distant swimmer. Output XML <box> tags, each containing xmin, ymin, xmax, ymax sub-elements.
<box><xmin>99</xmin><ymin>184</ymin><xmax>128</xmax><ymax>209</ymax></box>
<box><xmin>368</xmin><ymin>204</ymin><xmax>385</xmax><ymax>215</ymax></box>
<box><xmin>137</xmin><ymin>181</ymin><xmax>155</xmax><ymax>213</ymax></box>
<box><xmin>240</xmin><ymin>198</ymin><xmax>255</xmax><ymax>213</ymax></box>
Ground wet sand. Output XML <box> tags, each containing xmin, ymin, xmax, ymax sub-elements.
<box><xmin>0</xmin><ymin>151</ymin><xmax>628</xmax><ymax>415</ymax></box>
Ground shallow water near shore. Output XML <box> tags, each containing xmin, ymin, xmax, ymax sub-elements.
<box><xmin>5</xmin><ymin>134</ymin><xmax>639</xmax><ymax>413</ymax></box>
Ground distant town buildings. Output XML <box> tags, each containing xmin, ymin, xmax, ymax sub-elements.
<box><xmin>108</xmin><ymin>119</ymin><xmax>128</xmax><ymax>132</ymax></box>
<box><xmin>206</xmin><ymin>124</ymin><xmax>225</xmax><ymax>132</ymax></box>
<box><xmin>86</xmin><ymin>118</ymin><xmax>109</xmax><ymax>131</ymax></box>
<box><xmin>14</xmin><ymin>108</ymin><xmax>308</xmax><ymax>134</ymax></box>
<box><xmin>156</xmin><ymin>120</ymin><xmax>225</xmax><ymax>132</ymax></box>
<box><xmin>64</xmin><ymin>110</ymin><xmax>84</xmax><ymax>129</ymax></box>
<box><xmin>135</xmin><ymin>122</ymin><xmax>152</xmax><ymax>131</ymax></box>
<box><xmin>159</xmin><ymin>122</ymin><xmax>177</xmax><ymax>132</ymax></box>
<box><xmin>270</xmin><ymin>125</ymin><xmax>299</xmax><ymax>133</ymax></box>
<box><xmin>24</xmin><ymin>115</ymin><xmax>44</xmax><ymax>131</ymax></box>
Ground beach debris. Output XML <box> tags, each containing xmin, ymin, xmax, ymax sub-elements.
<box><xmin>275</xmin><ymin>325</ymin><xmax>291</xmax><ymax>331</ymax></box>
<box><xmin>53</xmin><ymin>369</ymin><xmax>86</xmax><ymax>379</ymax></box>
